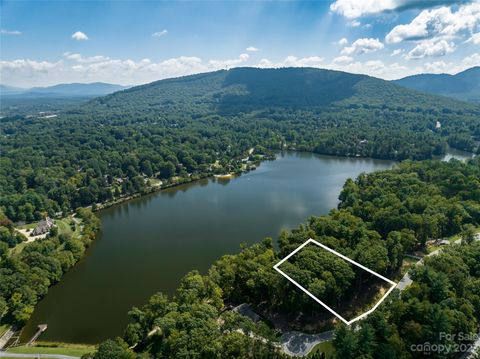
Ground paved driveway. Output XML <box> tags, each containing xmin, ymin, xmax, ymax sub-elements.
<box><xmin>280</xmin><ymin>330</ymin><xmax>334</xmax><ymax>357</ymax></box>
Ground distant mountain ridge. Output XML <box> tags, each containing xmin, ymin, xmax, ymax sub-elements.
<box><xmin>87</xmin><ymin>67</ymin><xmax>476</xmax><ymax>116</ymax></box>
<box><xmin>0</xmin><ymin>82</ymin><xmax>129</xmax><ymax>97</ymax></box>
<box><xmin>393</xmin><ymin>67</ymin><xmax>480</xmax><ymax>103</ymax></box>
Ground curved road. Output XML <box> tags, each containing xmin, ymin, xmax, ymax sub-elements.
<box><xmin>281</xmin><ymin>330</ymin><xmax>334</xmax><ymax>357</ymax></box>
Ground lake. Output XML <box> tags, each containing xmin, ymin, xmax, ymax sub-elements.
<box><xmin>23</xmin><ymin>152</ymin><xmax>394</xmax><ymax>343</ymax></box>
<box><xmin>441</xmin><ymin>147</ymin><xmax>475</xmax><ymax>162</ymax></box>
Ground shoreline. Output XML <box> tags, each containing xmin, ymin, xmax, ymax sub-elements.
<box><xmin>13</xmin><ymin>148</ymin><xmax>474</xmax><ymax>346</ymax></box>
<box><xmin>91</xmin><ymin>159</ymin><xmax>266</xmax><ymax>213</ymax></box>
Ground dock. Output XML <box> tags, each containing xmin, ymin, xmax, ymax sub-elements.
<box><xmin>27</xmin><ymin>324</ymin><xmax>48</xmax><ymax>346</ymax></box>
<box><xmin>0</xmin><ymin>326</ymin><xmax>15</xmax><ymax>350</ymax></box>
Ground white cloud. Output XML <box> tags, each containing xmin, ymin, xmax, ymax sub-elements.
<box><xmin>462</xmin><ymin>52</ymin><xmax>480</xmax><ymax>67</ymax></box>
<box><xmin>63</xmin><ymin>52</ymin><xmax>110</xmax><ymax>63</ymax></box>
<box><xmin>386</xmin><ymin>3</ymin><xmax>480</xmax><ymax>44</ymax></box>
<box><xmin>423</xmin><ymin>61</ymin><xmax>451</xmax><ymax>73</ymax></box>
<box><xmin>330</xmin><ymin>0</ymin><xmax>402</xmax><ymax>18</ymax></box>
<box><xmin>257</xmin><ymin>58</ymin><xmax>273</xmax><ymax>68</ymax></box>
<box><xmin>0</xmin><ymin>53</ymin><xmax>250</xmax><ymax>87</ymax></box>
<box><xmin>332</xmin><ymin>55</ymin><xmax>354</xmax><ymax>65</ymax></box>
<box><xmin>405</xmin><ymin>39</ymin><xmax>456</xmax><ymax>59</ymax></box>
<box><xmin>421</xmin><ymin>54</ymin><xmax>480</xmax><ymax>73</ymax></box>
<box><xmin>284</xmin><ymin>56</ymin><xmax>324</xmax><ymax>67</ymax></box>
<box><xmin>391</xmin><ymin>49</ymin><xmax>404</xmax><ymax>56</ymax></box>
<box><xmin>253</xmin><ymin>55</ymin><xmax>412</xmax><ymax>79</ymax></box>
<box><xmin>324</xmin><ymin>59</ymin><xmax>414</xmax><ymax>79</ymax></box>
<box><xmin>0</xmin><ymin>59</ymin><xmax>63</xmax><ymax>86</ymax></box>
<box><xmin>246</xmin><ymin>46</ymin><xmax>259</xmax><ymax>52</ymax></box>
<box><xmin>341</xmin><ymin>38</ymin><xmax>384</xmax><ymax>55</ymax></box>
<box><xmin>338</xmin><ymin>37</ymin><xmax>348</xmax><ymax>45</ymax></box>
<box><xmin>254</xmin><ymin>54</ymin><xmax>466</xmax><ymax>80</ymax></box>
<box><xmin>1</xmin><ymin>29</ymin><xmax>22</xmax><ymax>35</ymax></box>
<box><xmin>2</xmin><ymin>50</ymin><xmax>478</xmax><ymax>88</ymax></box>
<box><xmin>349</xmin><ymin>20</ymin><xmax>361</xmax><ymax>27</ymax></box>
<box><xmin>256</xmin><ymin>55</ymin><xmax>324</xmax><ymax>68</ymax></box>
<box><xmin>330</xmin><ymin>0</ymin><xmax>461</xmax><ymax>19</ymax></box>
<box><xmin>466</xmin><ymin>32</ymin><xmax>480</xmax><ymax>44</ymax></box>
<box><xmin>208</xmin><ymin>53</ymin><xmax>250</xmax><ymax>68</ymax></box>
<box><xmin>152</xmin><ymin>30</ymin><xmax>168</xmax><ymax>37</ymax></box>
<box><xmin>71</xmin><ymin>31</ymin><xmax>89</xmax><ymax>41</ymax></box>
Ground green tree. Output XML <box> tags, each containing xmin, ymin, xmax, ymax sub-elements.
<box><xmin>461</xmin><ymin>224</ymin><xmax>476</xmax><ymax>245</ymax></box>
<box><xmin>333</xmin><ymin>324</ymin><xmax>357</xmax><ymax>359</ymax></box>
<box><xmin>93</xmin><ymin>338</ymin><xmax>135</xmax><ymax>359</ymax></box>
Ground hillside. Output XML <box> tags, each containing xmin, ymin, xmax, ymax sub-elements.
<box><xmin>0</xmin><ymin>82</ymin><xmax>128</xmax><ymax>98</ymax></box>
<box><xmin>88</xmin><ymin>67</ymin><xmax>476</xmax><ymax>114</ymax></box>
<box><xmin>2</xmin><ymin>67</ymin><xmax>480</xmax><ymax>221</ymax></box>
<box><xmin>394</xmin><ymin>66</ymin><xmax>480</xmax><ymax>103</ymax></box>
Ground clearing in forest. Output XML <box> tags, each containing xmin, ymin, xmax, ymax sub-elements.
<box><xmin>274</xmin><ymin>239</ymin><xmax>397</xmax><ymax>325</ymax></box>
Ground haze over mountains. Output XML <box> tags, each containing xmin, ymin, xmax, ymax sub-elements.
<box><xmin>0</xmin><ymin>82</ymin><xmax>128</xmax><ymax>98</ymax></box>
<box><xmin>394</xmin><ymin>67</ymin><xmax>480</xmax><ymax>104</ymax></box>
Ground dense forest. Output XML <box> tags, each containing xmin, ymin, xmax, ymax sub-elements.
<box><xmin>84</xmin><ymin>158</ymin><xmax>480</xmax><ymax>359</ymax></box>
<box><xmin>1</xmin><ymin>68</ymin><xmax>480</xmax><ymax>357</ymax></box>
<box><xmin>0</xmin><ymin>208</ymin><xmax>99</xmax><ymax>324</ymax></box>
<box><xmin>1</xmin><ymin>68</ymin><xmax>480</xmax><ymax>223</ymax></box>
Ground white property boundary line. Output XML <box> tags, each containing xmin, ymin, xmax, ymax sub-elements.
<box><xmin>273</xmin><ymin>238</ymin><xmax>397</xmax><ymax>325</ymax></box>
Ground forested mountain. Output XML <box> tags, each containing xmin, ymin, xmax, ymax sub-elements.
<box><xmin>88</xmin><ymin>67</ymin><xmax>477</xmax><ymax>113</ymax></box>
<box><xmin>394</xmin><ymin>66</ymin><xmax>480</xmax><ymax>103</ymax></box>
<box><xmin>0</xmin><ymin>82</ymin><xmax>128</xmax><ymax>97</ymax></box>
<box><xmin>1</xmin><ymin>67</ymin><xmax>480</xmax><ymax>222</ymax></box>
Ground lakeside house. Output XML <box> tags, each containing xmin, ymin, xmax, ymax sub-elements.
<box><xmin>31</xmin><ymin>217</ymin><xmax>55</xmax><ymax>236</ymax></box>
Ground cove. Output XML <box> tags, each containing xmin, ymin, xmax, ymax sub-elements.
<box><xmin>22</xmin><ymin>152</ymin><xmax>394</xmax><ymax>344</ymax></box>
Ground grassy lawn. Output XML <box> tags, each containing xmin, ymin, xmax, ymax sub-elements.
<box><xmin>426</xmin><ymin>244</ymin><xmax>442</xmax><ymax>254</ymax></box>
<box><xmin>56</xmin><ymin>218</ymin><xmax>74</xmax><ymax>236</ymax></box>
<box><xmin>56</xmin><ymin>217</ymin><xmax>82</xmax><ymax>240</ymax></box>
<box><xmin>309</xmin><ymin>341</ymin><xmax>335</xmax><ymax>358</ymax></box>
<box><xmin>17</xmin><ymin>222</ymin><xmax>37</xmax><ymax>230</ymax></box>
<box><xmin>8</xmin><ymin>342</ymin><xmax>96</xmax><ymax>357</ymax></box>
<box><xmin>9</xmin><ymin>241</ymin><xmax>28</xmax><ymax>256</ymax></box>
<box><xmin>149</xmin><ymin>178</ymin><xmax>163</xmax><ymax>187</ymax></box>
<box><xmin>11</xmin><ymin>216</ymin><xmax>83</xmax><ymax>256</ymax></box>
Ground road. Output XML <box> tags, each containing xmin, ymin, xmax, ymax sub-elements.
<box><xmin>280</xmin><ymin>330</ymin><xmax>334</xmax><ymax>357</ymax></box>
<box><xmin>396</xmin><ymin>247</ymin><xmax>441</xmax><ymax>291</ymax></box>
<box><xmin>0</xmin><ymin>353</ymin><xmax>79</xmax><ymax>359</ymax></box>
<box><xmin>395</xmin><ymin>234</ymin><xmax>480</xmax><ymax>292</ymax></box>
<box><xmin>460</xmin><ymin>334</ymin><xmax>480</xmax><ymax>359</ymax></box>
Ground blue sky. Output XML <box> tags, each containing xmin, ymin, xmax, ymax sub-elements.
<box><xmin>1</xmin><ymin>0</ymin><xmax>479</xmax><ymax>87</ymax></box>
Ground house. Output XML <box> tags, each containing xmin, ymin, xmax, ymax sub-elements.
<box><xmin>31</xmin><ymin>217</ymin><xmax>55</xmax><ymax>236</ymax></box>
<box><xmin>437</xmin><ymin>239</ymin><xmax>450</xmax><ymax>246</ymax></box>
